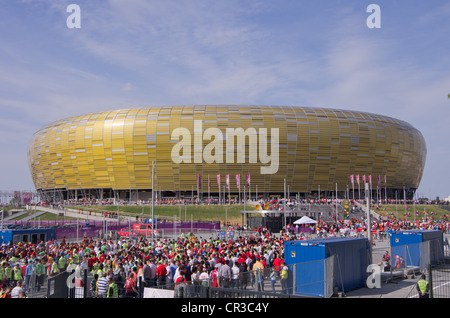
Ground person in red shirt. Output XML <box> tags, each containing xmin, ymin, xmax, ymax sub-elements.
<box><xmin>175</xmin><ymin>273</ymin><xmax>186</xmax><ymax>285</ymax></box>
<box><xmin>273</xmin><ymin>254</ymin><xmax>282</xmax><ymax>273</ymax></box>
<box><xmin>210</xmin><ymin>265</ymin><xmax>219</xmax><ymax>287</ymax></box>
<box><xmin>156</xmin><ymin>260</ymin><xmax>167</xmax><ymax>288</ymax></box>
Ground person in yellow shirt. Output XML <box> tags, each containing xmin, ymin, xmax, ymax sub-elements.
<box><xmin>13</xmin><ymin>264</ymin><xmax>23</xmax><ymax>286</ymax></box>
<box><xmin>280</xmin><ymin>263</ymin><xmax>289</xmax><ymax>294</ymax></box>
<box><xmin>252</xmin><ymin>257</ymin><xmax>265</xmax><ymax>292</ymax></box>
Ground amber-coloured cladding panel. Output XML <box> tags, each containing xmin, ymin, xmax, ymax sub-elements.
<box><xmin>28</xmin><ymin>106</ymin><xmax>426</xmax><ymax>194</ymax></box>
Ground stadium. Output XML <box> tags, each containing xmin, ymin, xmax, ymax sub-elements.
<box><xmin>28</xmin><ymin>105</ymin><xmax>426</xmax><ymax>202</ymax></box>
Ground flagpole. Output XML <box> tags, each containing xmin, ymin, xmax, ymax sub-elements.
<box><xmin>197</xmin><ymin>174</ymin><xmax>200</xmax><ymax>205</ymax></box>
<box><xmin>151</xmin><ymin>161</ymin><xmax>155</xmax><ymax>243</ymax></box>
<box><xmin>335</xmin><ymin>182</ymin><xmax>338</xmax><ymax>224</ymax></box>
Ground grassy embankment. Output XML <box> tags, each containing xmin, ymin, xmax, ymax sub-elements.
<box><xmin>371</xmin><ymin>204</ymin><xmax>450</xmax><ymax>222</ymax></box>
<box><xmin>70</xmin><ymin>204</ymin><xmax>247</xmax><ymax>224</ymax></box>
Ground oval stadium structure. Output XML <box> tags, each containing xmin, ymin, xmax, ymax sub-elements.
<box><xmin>28</xmin><ymin>105</ymin><xmax>426</xmax><ymax>202</ymax></box>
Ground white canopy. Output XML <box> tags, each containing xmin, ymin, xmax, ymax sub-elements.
<box><xmin>293</xmin><ymin>216</ymin><xmax>317</xmax><ymax>225</ymax></box>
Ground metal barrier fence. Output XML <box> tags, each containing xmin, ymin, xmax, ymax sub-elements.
<box><xmin>19</xmin><ymin>256</ymin><xmax>353</xmax><ymax>298</ymax></box>
<box><xmin>406</xmin><ymin>265</ymin><xmax>450</xmax><ymax>298</ymax></box>
<box><xmin>16</xmin><ymin>236</ymin><xmax>448</xmax><ymax>298</ymax></box>
<box><xmin>372</xmin><ymin>238</ymin><xmax>445</xmax><ymax>278</ymax></box>
<box><xmin>57</xmin><ymin>262</ymin><xmax>323</xmax><ymax>298</ymax></box>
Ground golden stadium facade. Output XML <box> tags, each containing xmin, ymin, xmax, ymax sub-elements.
<box><xmin>28</xmin><ymin>105</ymin><xmax>426</xmax><ymax>201</ymax></box>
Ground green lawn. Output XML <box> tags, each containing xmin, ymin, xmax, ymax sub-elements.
<box><xmin>69</xmin><ymin>204</ymin><xmax>248</xmax><ymax>224</ymax></box>
<box><xmin>372</xmin><ymin>204</ymin><xmax>450</xmax><ymax>221</ymax></box>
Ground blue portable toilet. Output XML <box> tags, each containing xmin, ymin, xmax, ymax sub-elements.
<box><xmin>390</xmin><ymin>230</ymin><xmax>444</xmax><ymax>269</ymax></box>
<box><xmin>284</xmin><ymin>237</ymin><xmax>370</xmax><ymax>297</ymax></box>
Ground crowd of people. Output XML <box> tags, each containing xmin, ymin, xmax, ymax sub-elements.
<box><xmin>0</xmin><ymin>227</ymin><xmax>292</xmax><ymax>298</ymax></box>
<box><xmin>2</xmin><ymin>196</ymin><xmax>450</xmax><ymax>299</ymax></box>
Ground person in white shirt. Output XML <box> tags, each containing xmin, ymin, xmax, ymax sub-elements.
<box><xmin>199</xmin><ymin>267</ymin><xmax>210</xmax><ymax>287</ymax></box>
<box><xmin>231</xmin><ymin>263</ymin><xmax>240</xmax><ymax>289</ymax></box>
<box><xmin>10</xmin><ymin>280</ymin><xmax>24</xmax><ymax>298</ymax></box>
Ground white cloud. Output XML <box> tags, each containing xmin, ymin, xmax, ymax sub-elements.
<box><xmin>1</xmin><ymin>1</ymin><xmax>450</xmax><ymax>198</ymax></box>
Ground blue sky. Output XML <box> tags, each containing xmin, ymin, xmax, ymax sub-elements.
<box><xmin>1</xmin><ymin>1</ymin><xmax>449</xmax><ymax>199</ymax></box>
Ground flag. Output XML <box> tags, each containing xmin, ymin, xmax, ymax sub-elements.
<box><xmin>377</xmin><ymin>175</ymin><xmax>381</xmax><ymax>188</ymax></box>
<box><xmin>384</xmin><ymin>175</ymin><xmax>387</xmax><ymax>185</ymax></box>
<box><xmin>225</xmin><ymin>174</ymin><xmax>229</xmax><ymax>189</ymax></box>
<box><xmin>362</xmin><ymin>175</ymin><xmax>366</xmax><ymax>184</ymax></box>
<box><xmin>216</xmin><ymin>174</ymin><xmax>220</xmax><ymax>190</ymax></box>
<box><xmin>246</xmin><ymin>174</ymin><xmax>250</xmax><ymax>188</ymax></box>
<box><xmin>368</xmin><ymin>175</ymin><xmax>372</xmax><ymax>186</ymax></box>
<box><xmin>350</xmin><ymin>175</ymin><xmax>354</xmax><ymax>188</ymax></box>
<box><xmin>356</xmin><ymin>175</ymin><xmax>360</xmax><ymax>185</ymax></box>
<box><xmin>236</xmin><ymin>174</ymin><xmax>240</xmax><ymax>189</ymax></box>
<box><xmin>197</xmin><ymin>174</ymin><xmax>202</xmax><ymax>189</ymax></box>
<box><xmin>208</xmin><ymin>175</ymin><xmax>211</xmax><ymax>189</ymax></box>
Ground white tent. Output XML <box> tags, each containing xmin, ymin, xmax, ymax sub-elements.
<box><xmin>293</xmin><ymin>216</ymin><xmax>317</xmax><ymax>224</ymax></box>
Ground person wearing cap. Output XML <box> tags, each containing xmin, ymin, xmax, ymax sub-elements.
<box><xmin>24</xmin><ymin>260</ymin><xmax>34</xmax><ymax>292</ymax></box>
<box><xmin>210</xmin><ymin>264</ymin><xmax>219</xmax><ymax>288</ymax></box>
<box><xmin>280</xmin><ymin>262</ymin><xmax>289</xmax><ymax>294</ymax></box>
<box><xmin>48</xmin><ymin>257</ymin><xmax>58</xmax><ymax>277</ymax></box>
<box><xmin>417</xmin><ymin>274</ymin><xmax>430</xmax><ymax>298</ymax></box>
<box><xmin>35</xmin><ymin>259</ymin><xmax>45</xmax><ymax>292</ymax></box>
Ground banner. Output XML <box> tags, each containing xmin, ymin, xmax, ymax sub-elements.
<box><xmin>246</xmin><ymin>174</ymin><xmax>250</xmax><ymax>188</ymax></box>
<box><xmin>236</xmin><ymin>174</ymin><xmax>240</xmax><ymax>189</ymax></box>
<box><xmin>225</xmin><ymin>174</ymin><xmax>229</xmax><ymax>189</ymax></box>
<box><xmin>377</xmin><ymin>175</ymin><xmax>380</xmax><ymax>188</ymax></box>
<box><xmin>350</xmin><ymin>174</ymin><xmax>354</xmax><ymax>188</ymax></box>
<box><xmin>356</xmin><ymin>174</ymin><xmax>360</xmax><ymax>185</ymax></box>
<box><xmin>216</xmin><ymin>174</ymin><xmax>220</xmax><ymax>190</ymax></box>
<box><xmin>197</xmin><ymin>174</ymin><xmax>202</xmax><ymax>189</ymax></box>
<box><xmin>368</xmin><ymin>175</ymin><xmax>372</xmax><ymax>186</ymax></box>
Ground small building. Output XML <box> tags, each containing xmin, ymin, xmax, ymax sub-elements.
<box><xmin>0</xmin><ymin>227</ymin><xmax>56</xmax><ymax>245</ymax></box>
<box><xmin>241</xmin><ymin>206</ymin><xmax>321</xmax><ymax>233</ymax></box>
<box><xmin>390</xmin><ymin>230</ymin><xmax>444</xmax><ymax>269</ymax></box>
<box><xmin>284</xmin><ymin>237</ymin><xmax>371</xmax><ymax>297</ymax></box>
